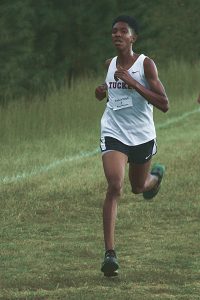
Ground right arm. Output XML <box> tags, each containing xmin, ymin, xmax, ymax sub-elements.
<box><xmin>95</xmin><ymin>59</ymin><xmax>112</xmax><ymax>101</ymax></box>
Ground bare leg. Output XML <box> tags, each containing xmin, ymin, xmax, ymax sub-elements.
<box><xmin>128</xmin><ymin>160</ymin><xmax>158</xmax><ymax>194</ymax></box>
<box><xmin>102</xmin><ymin>151</ymin><xmax>127</xmax><ymax>250</ymax></box>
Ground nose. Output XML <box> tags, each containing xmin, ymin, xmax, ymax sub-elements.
<box><xmin>115</xmin><ymin>30</ymin><xmax>121</xmax><ymax>37</ymax></box>
<box><xmin>112</xmin><ymin>30</ymin><xmax>121</xmax><ymax>37</ymax></box>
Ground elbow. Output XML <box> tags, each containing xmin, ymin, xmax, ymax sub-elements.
<box><xmin>162</xmin><ymin>105</ymin><xmax>169</xmax><ymax>113</ymax></box>
<box><xmin>162</xmin><ymin>98</ymin><xmax>169</xmax><ymax>113</ymax></box>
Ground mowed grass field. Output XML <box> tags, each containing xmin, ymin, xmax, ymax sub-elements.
<box><xmin>0</xmin><ymin>61</ymin><xmax>200</xmax><ymax>299</ymax></box>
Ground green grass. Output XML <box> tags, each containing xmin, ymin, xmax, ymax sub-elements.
<box><xmin>0</xmin><ymin>61</ymin><xmax>200</xmax><ymax>299</ymax></box>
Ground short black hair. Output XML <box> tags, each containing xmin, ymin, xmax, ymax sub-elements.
<box><xmin>112</xmin><ymin>15</ymin><xmax>139</xmax><ymax>35</ymax></box>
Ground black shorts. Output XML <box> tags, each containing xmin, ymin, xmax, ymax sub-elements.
<box><xmin>100</xmin><ymin>136</ymin><xmax>157</xmax><ymax>164</ymax></box>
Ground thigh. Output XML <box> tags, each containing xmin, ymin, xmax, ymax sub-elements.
<box><xmin>128</xmin><ymin>159</ymin><xmax>152</xmax><ymax>189</ymax></box>
<box><xmin>128</xmin><ymin>139</ymin><xmax>156</xmax><ymax>164</ymax></box>
<box><xmin>102</xmin><ymin>151</ymin><xmax>128</xmax><ymax>184</ymax></box>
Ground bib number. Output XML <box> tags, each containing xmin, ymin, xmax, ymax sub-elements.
<box><xmin>109</xmin><ymin>96</ymin><xmax>133</xmax><ymax>110</ymax></box>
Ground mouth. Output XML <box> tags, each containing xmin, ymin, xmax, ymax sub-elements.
<box><xmin>114</xmin><ymin>40</ymin><xmax>123</xmax><ymax>46</ymax></box>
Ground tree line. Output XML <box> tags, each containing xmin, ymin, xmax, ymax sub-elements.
<box><xmin>0</xmin><ymin>0</ymin><xmax>199</xmax><ymax>101</ymax></box>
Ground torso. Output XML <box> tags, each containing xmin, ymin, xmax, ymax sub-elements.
<box><xmin>100</xmin><ymin>54</ymin><xmax>156</xmax><ymax>146</ymax></box>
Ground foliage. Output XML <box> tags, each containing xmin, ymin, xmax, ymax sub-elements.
<box><xmin>0</xmin><ymin>0</ymin><xmax>200</xmax><ymax>101</ymax></box>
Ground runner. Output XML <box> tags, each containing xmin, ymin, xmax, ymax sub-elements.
<box><xmin>95</xmin><ymin>15</ymin><xmax>169</xmax><ymax>277</ymax></box>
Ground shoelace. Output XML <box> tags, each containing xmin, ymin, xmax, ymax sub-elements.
<box><xmin>105</xmin><ymin>249</ymin><xmax>116</xmax><ymax>258</ymax></box>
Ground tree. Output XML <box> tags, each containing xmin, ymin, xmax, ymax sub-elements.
<box><xmin>0</xmin><ymin>0</ymin><xmax>199</xmax><ymax>101</ymax></box>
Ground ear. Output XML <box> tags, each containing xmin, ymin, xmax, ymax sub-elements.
<box><xmin>131</xmin><ymin>34</ymin><xmax>137</xmax><ymax>43</ymax></box>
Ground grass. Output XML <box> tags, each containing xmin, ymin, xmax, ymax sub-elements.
<box><xmin>0</xmin><ymin>61</ymin><xmax>200</xmax><ymax>299</ymax></box>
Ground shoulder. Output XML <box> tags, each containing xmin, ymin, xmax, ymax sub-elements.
<box><xmin>144</xmin><ymin>57</ymin><xmax>157</xmax><ymax>70</ymax></box>
<box><xmin>105</xmin><ymin>57</ymin><xmax>114</xmax><ymax>69</ymax></box>
<box><xmin>143</xmin><ymin>57</ymin><xmax>158</xmax><ymax>78</ymax></box>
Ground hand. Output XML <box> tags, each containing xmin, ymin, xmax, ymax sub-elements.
<box><xmin>95</xmin><ymin>83</ymin><xmax>107</xmax><ymax>101</ymax></box>
<box><xmin>114</xmin><ymin>66</ymin><xmax>136</xmax><ymax>87</ymax></box>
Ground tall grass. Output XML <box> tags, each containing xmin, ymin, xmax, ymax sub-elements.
<box><xmin>0</xmin><ymin>76</ymin><xmax>104</xmax><ymax>143</ymax></box>
<box><xmin>159</xmin><ymin>60</ymin><xmax>200</xmax><ymax>114</ymax></box>
<box><xmin>0</xmin><ymin>75</ymin><xmax>105</xmax><ymax>177</ymax></box>
<box><xmin>0</xmin><ymin>60</ymin><xmax>199</xmax><ymax>143</ymax></box>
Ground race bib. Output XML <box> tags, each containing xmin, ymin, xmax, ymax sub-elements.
<box><xmin>109</xmin><ymin>96</ymin><xmax>133</xmax><ymax>110</ymax></box>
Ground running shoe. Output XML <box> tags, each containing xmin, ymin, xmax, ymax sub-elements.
<box><xmin>143</xmin><ymin>163</ymin><xmax>165</xmax><ymax>200</ymax></box>
<box><xmin>101</xmin><ymin>249</ymin><xmax>119</xmax><ymax>277</ymax></box>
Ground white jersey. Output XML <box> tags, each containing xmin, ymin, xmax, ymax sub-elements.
<box><xmin>101</xmin><ymin>54</ymin><xmax>156</xmax><ymax>146</ymax></box>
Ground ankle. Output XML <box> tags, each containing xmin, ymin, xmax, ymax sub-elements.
<box><xmin>105</xmin><ymin>249</ymin><xmax>116</xmax><ymax>257</ymax></box>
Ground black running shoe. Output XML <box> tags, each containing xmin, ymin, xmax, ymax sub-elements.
<box><xmin>101</xmin><ymin>249</ymin><xmax>119</xmax><ymax>277</ymax></box>
<box><xmin>143</xmin><ymin>163</ymin><xmax>165</xmax><ymax>200</ymax></box>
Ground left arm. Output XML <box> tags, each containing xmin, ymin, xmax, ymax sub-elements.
<box><xmin>114</xmin><ymin>58</ymin><xmax>169</xmax><ymax>113</ymax></box>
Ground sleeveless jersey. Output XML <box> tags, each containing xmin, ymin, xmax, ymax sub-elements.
<box><xmin>100</xmin><ymin>54</ymin><xmax>156</xmax><ymax>146</ymax></box>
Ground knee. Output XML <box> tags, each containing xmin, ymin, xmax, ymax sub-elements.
<box><xmin>107</xmin><ymin>180</ymin><xmax>123</xmax><ymax>198</ymax></box>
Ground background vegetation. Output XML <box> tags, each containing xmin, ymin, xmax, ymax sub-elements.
<box><xmin>0</xmin><ymin>0</ymin><xmax>200</xmax><ymax>100</ymax></box>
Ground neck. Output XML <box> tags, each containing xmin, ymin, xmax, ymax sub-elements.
<box><xmin>117</xmin><ymin>48</ymin><xmax>134</xmax><ymax>65</ymax></box>
<box><xmin>117</xmin><ymin>47</ymin><xmax>133</xmax><ymax>56</ymax></box>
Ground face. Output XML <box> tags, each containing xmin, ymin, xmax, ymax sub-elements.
<box><xmin>112</xmin><ymin>21</ymin><xmax>137</xmax><ymax>50</ymax></box>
